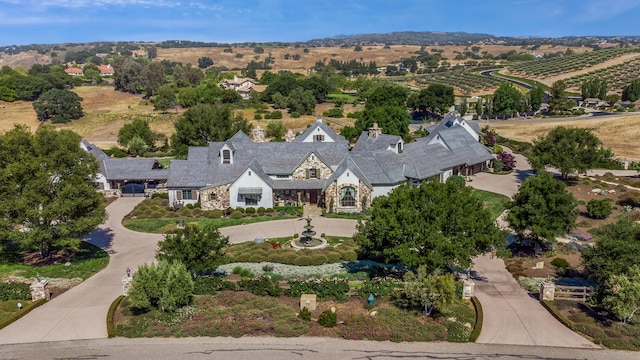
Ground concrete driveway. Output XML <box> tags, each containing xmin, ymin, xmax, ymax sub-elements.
<box><xmin>0</xmin><ymin>197</ymin><xmax>162</xmax><ymax>344</ymax></box>
<box><xmin>472</xmin><ymin>255</ymin><xmax>597</xmax><ymax>348</ymax></box>
<box><xmin>468</xmin><ymin>150</ymin><xmax>597</xmax><ymax>348</ymax></box>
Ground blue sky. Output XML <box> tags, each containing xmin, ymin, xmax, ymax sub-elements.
<box><xmin>1</xmin><ymin>0</ymin><xmax>639</xmax><ymax>46</ymax></box>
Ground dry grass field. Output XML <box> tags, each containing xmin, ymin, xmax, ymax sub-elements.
<box><xmin>0</xmin><ymin>100</ymin><xmax>40</xmax><ymax>133</ymax></box>
<box><xmin>0</xmin><ymin>86</ymin><xmax>356</xmax><ymax>148</ymax></box>
<box><xmin>487</xmin><ymin>114</ymin><xmax>640</xmax><ymax>159</ymax></box>
<box><xmin>154</xmin><ymin>44</ymin><xmax>588</xmax><ymax>72</ymax></box>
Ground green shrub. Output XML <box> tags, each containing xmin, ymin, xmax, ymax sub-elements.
<box><xmin>207</xmin><ymin>209</ymin><xmax>223</xmax><ymax>219</ymax></box>
<box><xmin>293</xmin><ymin>255</ymin><xmax>313</xmax><ymax>266</ymax></box>
<box><xmin>288</xmin><ymin>277</ymin><xmax>350</xmax><ymax>299</ymax></box>
<box><xmin>469</xmin><ymin>297</ymin><xmax>483</xmax><ymax>342</ymax></box>
<box><xmin>587</xmin><ymin>199</ymin><xmax>612</xmax><ymax>219</ymax></box>
<box><xmin>127</xmin><ymin>261</ymin><xmax>194</xmax><ymax>313</ymax></box>
<box><xmin>265</xmin><ymin>208</ymin><xmax>274</xmax><ymax>213</ymax></box>
<box><xmin>323</xmin><ymin>108</ymin><xmax>344</xmax><ymax>118</ymax></box>
<box><xmin>262</xmin><ymin>264</ymin><xmax>274</xmax><ymax>272</ymax></box>
<box><xmin>257</xmin><ymin>207</ymin><xmax>266</xmax><ymax>215</ymax></box>
<box><xmin>493</xmin><ymin>159</ymin><xmax>504</xmax><ymax>173</ymax></box>
<box><xmin>254</xmin><ymin>113</ymin><xmax>263</xmax><ymax>120</ymax></box>
<box><xmin>230</xmin><ymin>210</ymin><xmax>244</xmax><ymax>220</ymax></box>
<box><xmin>551</xmin><ymin>257</ymin><xmax>570</xmax><ymax>268</ymax></box>
<box><xmin>238</xmin><ymin>275</ymin><xmax>282</xmax><ymax>296</ymax></box>
<box><xmin>245</xmin><ymin>207</ymin><xmax>256</xmax><ymax>214</ymax></box>
<box><xmin>151</xmin><ymin>192</ymin><xmax>169</xmax><ymax>199</ymax></box>
<box><xmin>298</xmin><ymin>307</ymin><xmax>311</xmax><ymax>321</ymax></box>
<box><xmin>339</xmin><ymin>249</ymin><xmax>358</xmax><ymax>262</ymax></box>
<box><xmin>193</xmin><ymin>276</ymin><xmax>230</xmax><ymax>294</ymax></box>
<box><xmin>232</xmin><ymin>266</ymin><xmax>255</xmax><ymax>278</ymax></box>
<box><xmin>107</xmin><ymin>295</ymin><xmax>125</xmax><ymax>338</ymax></box>
<box><xmin>280</xmin><ymin>252</ymin><xmax>298</xmax><ymax>265</ymax></box>
<box><xmin>310</xmin><ymin>254</ymin><xmax>329</xmax><ymax>266</ymax></box>
<box><xmin>325</xmin><ymin>251</ymin><xmax>341</xmax><ymax>263</ymax></box>
<box><xmin>318</xmin><ymin>310</ymin><xmax>337</xmax><ymax>328</ymax></box>
<box><xmin>446</xmin><ymin>175</ymin><xmax>465</xmax><ymax>187</ymax></box>
<box><xmin>248</xmin><ymin>254</ymin><xmax>267</xmax><ymax>263</ymax></box>
<box><xmin>0</xmin><ymin>283</ymin><xmax>31</xmax><ymax>301</ymax></box>
<box><xmin>290</xmin><ymin>111</ymin><xmax>301</xmax><ymax>118</ymax></box>
<box><xmin>266</xmin><ymin>110</ymin><xmax>283</xmax><ymax>119</ymax></box>
<box><xmin>358</xmin><ymin>278</ymin><xmax>401</xmax><ymax>298</ymax></box>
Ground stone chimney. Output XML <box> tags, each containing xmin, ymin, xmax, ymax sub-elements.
<box><xmin>368</xmin><ymin>123</ymin><xmax>382</xmax><ymax>138</ymax></box>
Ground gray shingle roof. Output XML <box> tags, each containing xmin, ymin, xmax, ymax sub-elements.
<box><xmin>324</xmin><ymin>156</ymin><xmax>372</xmax><ymax>190</ymax></box>
<box><xmin>101</xmin><ymin>158</ymin><xmax>168</xmax><ymax>181</ymax></box>
<box><xmin>295</xmin><ymin>118</ymin><xmax>347</xmax><ymax>143</ymax></box>
<box><xmin>351</xmin><ymin>132</ymin><xmax>402</xmax><ymax>153</ymax></box>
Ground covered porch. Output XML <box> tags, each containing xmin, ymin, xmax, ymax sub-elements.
<box><xmin>272</xmin><ymin>180</ymin><xmax>326</xmax><ymax>207</ymax></box>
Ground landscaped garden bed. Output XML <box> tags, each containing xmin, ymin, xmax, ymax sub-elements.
<box><xmin>115</xmin><ymin>288</ymin><xmax>474</xmax><ymax>342</ymax></box>
<box><xmin>122</xmin><ymin>196</ymin><xmax>300</xmax><ymax>233</ymax></box>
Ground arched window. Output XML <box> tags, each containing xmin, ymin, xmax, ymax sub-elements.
<box><xmin>222</xmin><ymin>149</ymin><xmax>231</xmax><ymax>164</ymax></box>
<box><xmin>340</xmin><ymin>186</ymin><xmax>356</xmax><ymax>207</ymax></box>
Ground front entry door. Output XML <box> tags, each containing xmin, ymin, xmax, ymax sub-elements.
<box><xmin>309</xmin><ymin>190</ymin><xmax>319</xmax><ymax>206</ymax></box>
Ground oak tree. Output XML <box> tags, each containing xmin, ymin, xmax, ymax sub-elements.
<box><xmin>355</xmin><ymin>181</ymin><xmax>505</xmax><ymax>272</ymax></box>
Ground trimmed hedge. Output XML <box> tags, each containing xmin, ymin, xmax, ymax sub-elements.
<box><xmin>469</xmin><ymin>296</ymin><xmax>483</xmax><ymax>342</ymax></box>
<box><xmin>541</xmin><ymin>300</ymin><xmax>577</xmax><ymax>331</ymax></box>
<box><xmin>0</xmin><ymin>283</ymin><xmax>31</xmax><ymax>301</ymax></box>
<box><xmin>107</xmin><ymin>295</ymin><xmax>125</xmax><ymax>338</ymax></box>
<box><xmin>0</xmin><ymin>299</ymin><xmax>47</xmax><ymax>331</ymax></box>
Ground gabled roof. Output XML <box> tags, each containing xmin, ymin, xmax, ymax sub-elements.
<box><xmin>295</xmin><ymin>118</ymin><xmax>347</xmax><ymax>143</ymax></box>
<box><xmin>324</xmin><ymin>156</ymin><xmax>372</xmax><ymax>190</ymax></box>
<box><xmin>351</xmin><ymin>132</ymin><xmax>402</xmax><ymax>153</ymax></box>
<box><xmin>101</xmin><ymin>158</ymin><xmax>168</xmax><ymax>181</ymax></box>
<box><xmin>423</xmin><ymin>113</ymin><xmax>480</xmax><ymax>142</ymax></box>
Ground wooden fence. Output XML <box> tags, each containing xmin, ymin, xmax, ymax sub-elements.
<box><xmin>554</xmin><ymin>285</ymin><xmax>592</xmax><ymax>302</ymax></box>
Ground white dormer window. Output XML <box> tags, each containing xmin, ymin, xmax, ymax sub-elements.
<box><xmin>314</xmin><ymin>134</ymin><xmax>324</xmax><ymax>142</ymax></box>
<box><xmin>222</xmin><ymin>149</ymin><xmax>231</xmax><ymax>164</ymax></box>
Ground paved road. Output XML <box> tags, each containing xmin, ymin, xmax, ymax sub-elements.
<box><xmin>0</xmin><ymin>197</ymin><xmax>162</xmax><ymax>344</ymax></box>
<box><xmin>0</xmin><ymin>337</ymin><xmax>632</xmax><ymax>360</ymax></box>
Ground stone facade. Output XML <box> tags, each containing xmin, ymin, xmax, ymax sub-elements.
<box><xmin>99</xmin><ymin>189</ymin><xmax>121</xmax><ymax>198</ymax></box>
<box><xmin>30</xmin><ymin>279</ymin><xmax>50</xmax><ymax>301</ymax></box>
<box><xmin>324</xmin><ymin>182</ymin><xmax>338</xmax><ymax>211</ymax></box>
<box><xmin>325</xmin><ymin>180</ymin><xmax>372</xmax><ymax>213</ymax></box>
<box><xmin>292</xmin><ymin>155</ymin><xmax>332</xmax><ymax>180</ymax></box>
<box><xmin>200</xmin><ymin>184</ymin><xmax>231</xmax><ymax>210</ymax></box>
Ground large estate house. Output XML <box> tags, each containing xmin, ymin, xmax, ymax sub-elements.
<box><xmin>83</xmin><ymin>114</ymin><xmax>492</xmax><ymax>212</ymax></box>
<box><xmin>163</xmin><ymin>114</ymin><xmax>492</xmax><ymax>212</ymax></box>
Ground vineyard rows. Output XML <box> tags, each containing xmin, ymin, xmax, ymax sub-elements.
<box><xmin>390</xmin><ymin>69</ymin><xmax>503</xmax><ymax>94</ymax></box>
<box><xmin>564</xmin><ymin>57</ymin><xmax>640</xmax><ymax>90</ymax></box>
<box><xmin>508</xmin><ymin>47</ymin><xmax>640</xmax><ymax>77</ymax></box>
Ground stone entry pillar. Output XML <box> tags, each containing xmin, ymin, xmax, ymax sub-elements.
<box><xmin>122</xmin><ymin>267</ymin><xmax>133</xmax><ymax>295</ymax></box>
<box><xmin>462</xmin><ymin>279</ymin><xmax>475</xmax><ymax>300</ymax></box>
<box><xmin>540</xmin><ymin>281</ymin><xmax>556</xmax><ymax>301</ymax></box>
<box><xmin>30</xmin><ymin>275</ymin><xmax>50</xmax><ymax>301</ymax></box>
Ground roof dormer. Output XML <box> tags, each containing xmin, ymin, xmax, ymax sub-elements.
<box><xmin>220</xmin><ymin>144</ymin><xmax>233</xmax><ymax>164</ymax></box>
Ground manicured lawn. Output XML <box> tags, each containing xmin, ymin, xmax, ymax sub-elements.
<box><xmin>471</xmin><ymin>190</ymin><xmax>510</xmax><ymax>220</ymax></box>
<box><xmin>0</xmin><ymin>241</ymin><xmax>109</xmax><ymax>280</ymax></box>
<box><xmin>123</xmin><ymin>215</ymin><xmax>296</xmax><ymax>234</ymax></box>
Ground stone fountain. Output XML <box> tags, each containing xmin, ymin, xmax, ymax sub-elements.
<box><xmin>290</xmin><ymin>216</ymin><xmax>327</xmax><ymax>250</ymax></box>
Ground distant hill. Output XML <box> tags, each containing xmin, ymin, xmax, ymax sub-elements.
<box><xmin>3</xmin><ymin>31</ymin><xmax>640</xmax><ymax>58</ymax></box>
<box><xmin>304</xmin><ymin>31</ymin><xmax>640</xmax><ymax>47</ymax></box>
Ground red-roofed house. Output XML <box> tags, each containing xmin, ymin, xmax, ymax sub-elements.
<box><xmin>65</xmin><ymin>67</ymin><xmax>84</xmax><ymax>76</ymax></box>
<box><xmin>97</xmin><ymin>64</ymin><xmax>114</xmax><ymax>76</ymax></box>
